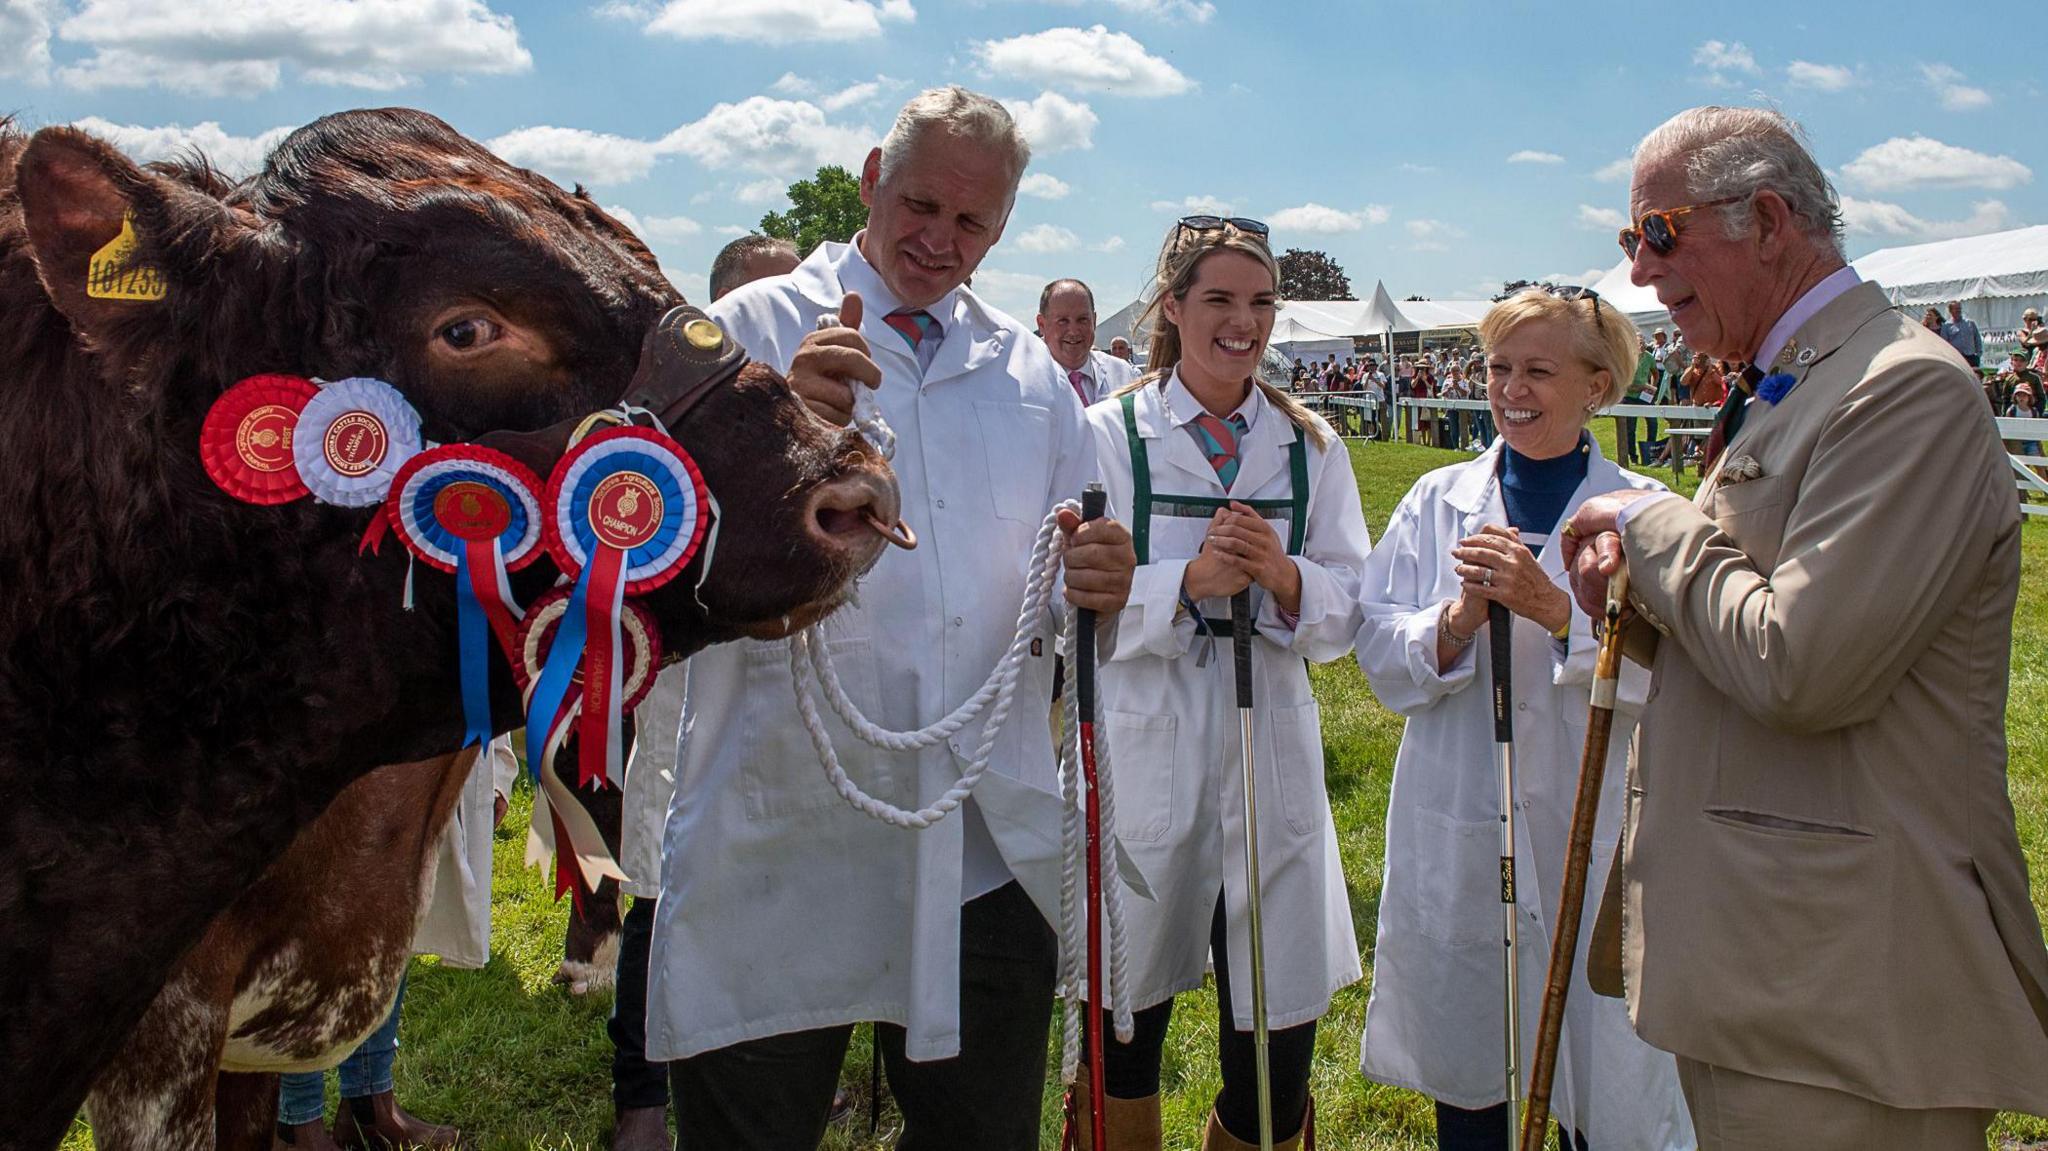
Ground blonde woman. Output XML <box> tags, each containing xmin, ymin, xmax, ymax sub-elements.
<box><xmin>1071</xmin><ymin>217</ymin><xmax>1372</xmax><ymax>1150</ymax></box>
<box><xmin>1355</xmin><ymin>288</ymin><xmax>1693</xmax><ymax>1150</ymax></box>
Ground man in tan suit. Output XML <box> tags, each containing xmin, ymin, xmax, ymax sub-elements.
<box><xmin>1563</xmin><ymin>106</ymin><xmax>2048</xmax><ymax>1149</ymax></box>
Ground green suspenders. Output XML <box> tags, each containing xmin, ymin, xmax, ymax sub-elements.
<box><xmin>1120</xmin><ymin>391</ymin><xmax>1309</xmax><ymax>637</ymax></box>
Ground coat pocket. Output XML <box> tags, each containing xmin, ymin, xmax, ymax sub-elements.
<box><xmin>738</xmin><ymin>636</ymin><xmax>897</xmax><ymax>820</ymax></box>
<box><xmin>1410</xmin><ymin>807</ymin><xmax>1501</xmax><ymax>946</ymax></box>
<box><xmin>974</xmin><ymin>400</ymin><xmax>1052</xmax><ymax>523</ymax></box>
<box><xmin>1102</xmin><ymin>709</ymin><xmax>1176</xmax><ymax>842</ymax></box>
<box><xmin>1269</xmin><ymin>700</ymin><xmax>1327</xmax><ymax>835</ymax></box>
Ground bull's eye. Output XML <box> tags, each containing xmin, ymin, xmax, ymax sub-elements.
<box><xmin>438</xmin><ymin>317</ymin><xmax>501</xmax><ymax>351</ymax></box>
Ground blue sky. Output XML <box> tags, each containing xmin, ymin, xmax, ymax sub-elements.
<box><xmin>3</xmin><ymin>0</ymin><xmax>2041</xmax><ymax>321</ymax></box>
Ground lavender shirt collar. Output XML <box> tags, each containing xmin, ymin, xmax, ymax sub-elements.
<box><xmin>1754</xmin><ymin>264</ymin><xmax>1863</xmax><ymax>368</ymax></box>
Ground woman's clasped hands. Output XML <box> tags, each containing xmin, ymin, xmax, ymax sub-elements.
<box><xmin>1182</xmin><ymin>502</ymin><xmax>1302</xmax><ymax>615</ymax></box>
<box><xmin>1446</xmin><ymin>523</ymin><xmax>1571</xmax><ymax>639</ymax></box>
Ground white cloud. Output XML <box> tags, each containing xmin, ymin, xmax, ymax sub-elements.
<box><xmin>1921</xmin><ymin>63</ymin><xmax>1990</xmax><ymax>111</ymax></box>
<box><xmin>821</xmin><ymin>80</ymin><xmax>881</xmax><ymax>111</ymax></box>
<box><xmin>1105</xmin><ymin>0</ymin><xmax>1214</xmax><ymax>21</ymax></box>
<box><xmin>1593</xmin><ymin>156</ymin><xmax>1635</xmax><ymax>182</ymax></box>
<box><xmin>961</xmin><ymin>266</ymin><xmax>1044</xmax><ymax>322</ymax></box>
<box><xmin>1018</xmin><ymin>172</ymin><xmax>1071</xmax><ymax>199</ymax></box>
<box><xmin>1405</xmin><ymin>218</ymin><xmax>1464</xmax><ymax>252</ymax></box>
<box><xmin>1507</xmin><ymin>150</ymin><xmax>1564</xmax><ymax>165</ymax></box>
<box><xmin>1576</xmin><ymin>203</ymin><xmax>1629</xmax><ymax>230</ymax></box>
<box><xmin>605</xmin><ymin>205</ymin><xmax>705</xmax><ymax>245</ymax></box>
<box><xmin>489</xmin><ymin>126</ymin><xmax>663</xmax><ymax>186</ymax></box>
<box><xmin>714</xmin><ymin>224</ymin><xmax>753</xmax><ymax>237</ymax></box>
<box><xmin>976</xmin><ymin>26</ymin><xmax>1193</xmax><ymax>97</ymax></box>
<box><xmin>660</xmin><ymin>96</ymin><xmax>873</xmax><ymax>175</ymax></box>
<box><xmin>771</xmin><ymin>71</ymin><xmax>814</xmax><ymax>95</ymax></box>
<box><xmin>628</xmin><ymin>0</ymin><xmax>912</xmax><ymax>44</ymax></box>
<box><xmin>73</xmin><ymin>116</ymin><xmax>295</xmax><ymax>175</ymax></box>
<box><xmin>1786</xmin><ymin>60</ymin><xmax>1855</xmax><ymax>91</ymax></box>
<box><xmin>1692</xmin><ymin>39</ymin><xmax>1759</xmax><ymax>87</ymax></box>
<box><xmin>53</xmin><ymin>0</ymin><xmax>531</xmax><ymax>96</ymax></box>
<box><xmin>1267</xmin><ymin>202</ymin><xmax>1385</xmax><ymax>233</ymax></box>
<box><xmin>1093</xmin><ymin>235</ymin><xmax>1125</xmax><ymax>253</ymax></box>
<box><xmin>0</xmin><ymin>0</ymin><xmax>54</xmax><ymax>84</ymax></box>
<box><xmin>1002</xmin><ymin>91</ymin><xmax>1098</xmax><ymax>155</ymax></box>
<box><xmin>1841</xmin><ymin>135</ymin><xmax>2032</xmax><ymax>192</ymax></box>
<box><xmin>735</xmin><ymin>177</ymin><xmax>788</xmax><ymax>203</ymax></box>
<box><xmin>1014</xmin><ymin>223</ymin><xmax>1081</xmax><ymax>253</ymax></box>
<box><xmin>1150</xmin><ymin>194</ymin><xmax>1233</xmax><ymax>214</ymax></box>
<box><xmin>1399</xmin><ymin>162</ymin><xmax>1437</xmax><ymax>175</ymax></box>
<box><xmin>1840</xmin><ymin>195</ymin><xmax>2013</xmax><ymax>242</ymax></box>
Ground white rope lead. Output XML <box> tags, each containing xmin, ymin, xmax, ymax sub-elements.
<box><xmin>788</xmin><ymin>500</ymin><xmax>1131</xmax><ymax>1079</ymax></box>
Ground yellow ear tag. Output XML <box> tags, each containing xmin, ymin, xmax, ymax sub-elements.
<box><xmin>86</xmin><ymin>213</ymin><xmax>168</xmax><ymax>301</ymax></box>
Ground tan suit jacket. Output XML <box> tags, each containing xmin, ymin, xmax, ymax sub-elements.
<box><xmin>1590</xmin><ymin>281</ymin><xmax>2048</xmax><ymax>1112</ymax></box>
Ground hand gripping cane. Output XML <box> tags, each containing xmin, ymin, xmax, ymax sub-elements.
<box><xmin>1231</xmin><ymin>589</ymin><xmax>1275</xmax><ymax>1151</ymax></box>
<box><xmin>1077</xmin><ymin>483</ymin><xmax>1109</xmax><ymax>1151</ymax></box>
<box><xmin>1518</xmin><ymin>564</ymin><xmax>1630</xmax><ymax>1151</ymax></box>
<box><xmin>1489</xmin><ymin>601</ymin><xmax>1522</xmax><ymax>1148</ymax></box>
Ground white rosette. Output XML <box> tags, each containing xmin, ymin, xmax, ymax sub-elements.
<box><xmin>294</xmin><ymin>376</ymin><xmax>425</xmax><ymax>507</ymax></box>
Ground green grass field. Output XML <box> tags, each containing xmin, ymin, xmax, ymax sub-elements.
<box><xmin>64</xmin><ymin>430</ymin><xmax>2048</xmax><ymax>1150</ymax></box>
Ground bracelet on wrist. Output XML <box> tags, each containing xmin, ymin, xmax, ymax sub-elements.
<box><xmin>1440</xmin><ymin>601</ymin><xmax>1477</xmax><ymax>649</ymax></box>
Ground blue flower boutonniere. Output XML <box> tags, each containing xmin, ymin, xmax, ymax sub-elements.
<box><xmin>1757</xmin><ymin>372</ymin><xmax>1798</xmax><ymax>405</ymax></box>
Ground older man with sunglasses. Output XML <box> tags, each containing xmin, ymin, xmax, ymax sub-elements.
<box><xmin>1561</xmin><ymin>106</ymin><xmax>2048</xmax><ymax>1150</ymax></box>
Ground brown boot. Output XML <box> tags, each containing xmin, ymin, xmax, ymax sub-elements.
<box><xmin>273</xmin><ymin>1119</ymin><xmax>346</xmax><ymax>1151</ymax></box>
<box><xmin>1063</xmin><ymin>1076</ymin><xmax>1163</xmax><ymax>1151</ymax></box>
<box><xmin>1200</xmin><ymin>1105</ymin><xmax>1308</xmax><ymax>1151</ymax></box>
<box><xmin>332</xmin><ymin>1091</ymin><xmax>467</xmax><ymax>1151</ymax></box>
<box><xmin>610</xmin><ymin>1104</ymin><xmax>673</xmax><ymax>1151</ymax></box>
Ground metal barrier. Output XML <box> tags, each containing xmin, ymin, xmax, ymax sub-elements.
<box><xmin>1384</xmin><ymin>401</ymin><xmax>2048</xmax><ymax>516</ymax></box>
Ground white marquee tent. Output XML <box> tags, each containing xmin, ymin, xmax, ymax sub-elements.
<box><xmin>1851</xmin><ymin>225</ymin><xmax>2048</xmax><ymax>334</ymax></box>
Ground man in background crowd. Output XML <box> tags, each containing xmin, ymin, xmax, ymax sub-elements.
<box><xmin>1110</xmin><ymin>335</ymin><xmax>1136</xmax><ymax>364</ymax></box>
<box><xmin>707</xmin><ymin>234</ymin><xmax>800</xmax><ymax>304</ymax></box>
<box><xmin>1940</xmin><ymin>299</ymin><xmax>1982</xmax><ymax>367</ymax></box>
<box><xmin>1036</xmin><ymin>277</ymin><xmax>1134</xmax><ymax>405</ymax></box>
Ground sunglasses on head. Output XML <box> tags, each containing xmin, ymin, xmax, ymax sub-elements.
<box><xmin>1178</xmin><ymin>214</ymin><xmax>1270</xmax><ymax>238</ymax></box>
<box><xmin>1540</xmin><ymin>283</ymin><xmax>1603</xmax><ymax>316</ymax></box>
<box><xmin>1617</xmin><ymin>194</ymin><xmax>1747</xmax><ymax>259</ymax></box>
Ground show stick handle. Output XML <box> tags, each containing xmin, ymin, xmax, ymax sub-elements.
<box><xmin>1231</xmin><ymin>589</ymin><xmax>1253</xmax><ymax>709</ymax></box>
<box><xmin>1488</xmin><ymin>601</ymin><xmax>1513</xmax><ymax>741</ymax></box>
<box><xmin>1076</xmin><ymin>484</ymin><xmax>1106</xmax><ymax>716</ymax></box>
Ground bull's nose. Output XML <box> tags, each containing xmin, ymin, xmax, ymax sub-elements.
<box><xmin>807</xmin><ymin>469</ymin><xmax>907</xmax><ymax>556</ymax></box>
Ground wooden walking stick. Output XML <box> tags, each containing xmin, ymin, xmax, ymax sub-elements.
<box><xmin>1518</xmin><ymin>564</ymin><xmax>1630</xmax><ymax>1151</ymax></box>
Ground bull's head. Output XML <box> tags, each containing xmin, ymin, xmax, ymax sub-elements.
<box><xmin>12</xmin><ymin>108</ymin><xmax>895</xmax><ymax>765</ymax></box>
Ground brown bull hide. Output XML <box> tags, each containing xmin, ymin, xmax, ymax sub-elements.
<box><xmin>0</xmin><ymin>108</ymin><xmax>894</xmax><ymax>1151</ymax></box>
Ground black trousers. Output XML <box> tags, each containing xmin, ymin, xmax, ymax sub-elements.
<box><xmin>669</xmin><ymin>881</ymin><xmax>1057</xmax><ymax>1151</ymax></box>
<box><xmin>610</xmin><ymin>895</ymin><xmax>671</xmax><ymax>1109</ymax></box>
<box><xmin>1083</xmin><ymin>893</ymin><xmax>1318</xmax><ymax>1143</ymax></box>
<box><xmin>1434</xmin><ymin>1100</ymin><xmax>1587</xmax><ymax>1151</ymax></box>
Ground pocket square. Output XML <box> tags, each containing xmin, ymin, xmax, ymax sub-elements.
<box><xmin>1720</xmin><ymin>454</ymin><xmax>1765</xmax><ymax>484</ymax></box>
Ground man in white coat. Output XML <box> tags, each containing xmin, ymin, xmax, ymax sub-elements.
<box><xmin>645</xmin><ymin>86</ymin><xmax>1137</xmax><ymax>1151</ymax></box>
<box><xmin>1038</xmin><ymin>277</ymin><xmax>1137</xmax><ymax>406</ymax></box>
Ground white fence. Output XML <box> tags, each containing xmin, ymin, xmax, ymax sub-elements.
<box><xmin>1380</xmin><ymin>399</ymin><xmax>2048</xmax><ymax>515</ymax></box>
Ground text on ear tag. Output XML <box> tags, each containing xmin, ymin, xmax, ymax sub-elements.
<box><xmin>86</xmin><ymin>214</ymin><xmax>168</xmax><ymax>302</ymax></box>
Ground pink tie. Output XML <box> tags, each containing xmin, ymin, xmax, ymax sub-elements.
<box><xmin>1068</xmin><ymin>369</ymin><xmax>1090</xmax><ymax>404</ymax></box>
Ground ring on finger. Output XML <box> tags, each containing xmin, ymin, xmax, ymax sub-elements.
<box><xmin>1482</xmin><ymin>568</ymin><xmax>1493</xmax><ymax>586</ymax></box>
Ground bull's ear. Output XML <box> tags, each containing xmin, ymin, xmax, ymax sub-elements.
<box><xmin>16</xmin><ymin>126</ymin><xmax>240</xmax><ymax>341</ymax></box>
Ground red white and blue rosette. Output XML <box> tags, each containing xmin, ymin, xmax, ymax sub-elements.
<box><xmin>529</xmin><ymin>426</ymin><xmax>709</xmax><ymax>790</ymax></box>
<box><xmin>386</xmin><ymin>443</ymin><xmax>545</xmax><ymax>748</ymax></box>
<box><xmin>294</xmin><ymin>376</ymin><xmax>425</xmax><ymax>508</ymax></box>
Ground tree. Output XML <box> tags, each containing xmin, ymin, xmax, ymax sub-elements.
<box><xmin>1492</xmin><ymin>278</ymin><xmax>1538</xmax><ymax>302</ymax></box>
<box><xmin>759</xmin><ymin>166</ymin><xmax>867</xmax><ymax>257</ymax></box>
<box><xmin>1277</xmin><ymin>248</ymin><xmax>1354</xmax><ymax>301</ymax></box>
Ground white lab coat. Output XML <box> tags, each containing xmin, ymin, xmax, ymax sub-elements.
<box><xmin>412</xmin><ymin>735</ymin><xmax>517</xmax><ymax>968</ymax></box>
<box><xmin>1354</xmin><ymin>439</ymin><xmax>1692</xmax><ymax>1147</ymax></box>
<box><xmin>1086</xmin><ymin>349</ymin><xmax>1138</xmax><ymax>401</ymax></box>
<box><xmin>620</xmin><ymin>663</ymin><xmax>685</xmax><ymax>900</ymax></box>
<box><xmin>646</xmin><ymin>238</ymin><xmax>1095</xmax><ymax>1062</ymax></box>
<box><xmin>1085</xmin><ymin>374</ymin><xmax>1369</xmax><ymax>1029</ymax></box>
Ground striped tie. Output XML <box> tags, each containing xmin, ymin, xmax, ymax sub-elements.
<box><xmin>884</xmin><ymin>309</ymin><xmax>938</xmax><ymax>349</ymax></box>
<box><xmin>1189</xmin><ymin>412</ymin><xmax>1250</xmax><ymax>489</ymax></box>
<box><xmin>1068</xmin><ymin>368</ymin><xmax>1091</xmax><ymax>404</ymax></box>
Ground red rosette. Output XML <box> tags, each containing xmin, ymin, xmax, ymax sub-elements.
<box><xmin>514</xmin><ymin>586</ymin><xmax>663</xmax><ymax>715</ymax></box>
<box><xmin>199</xmin><ymin>374</ymin><xmax>319</xmax><ymax>504</ymax></box>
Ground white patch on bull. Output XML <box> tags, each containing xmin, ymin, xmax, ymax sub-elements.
<box><xmin>87</xmin><ymin>976</ymin><xmax>223</xmax><ymax>1151</ymax></box>
<box><xmin>553</xmin><ymin>928</ymin><xmax>623</xmax><ymax>996</ymax></box>
<box><xmin>219</xmin><ymin>944</ymin><xmax>404</xmax><ymax>1073</ymax></box>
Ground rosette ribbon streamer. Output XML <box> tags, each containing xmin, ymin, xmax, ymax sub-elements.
<box><xmin>387</xmin><ymin>445</ymin><xmax>545</xmax><ymax>747</ymax></box>
<box><xmin>533</xmin><ymin>425</ymin><xmax>709</xmax><ymax>792</ymax></box>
